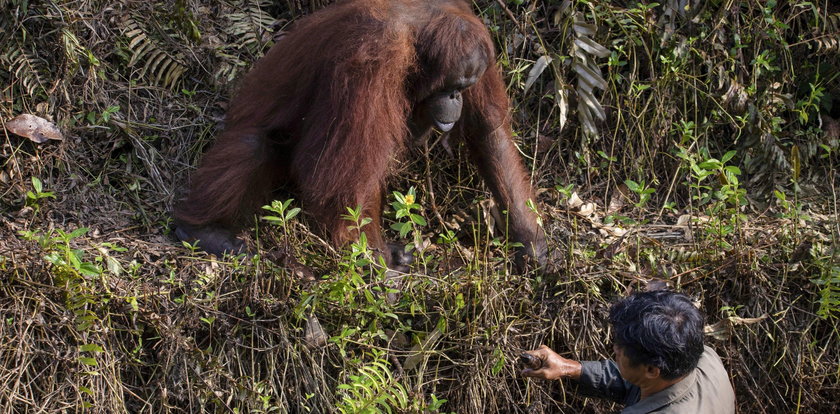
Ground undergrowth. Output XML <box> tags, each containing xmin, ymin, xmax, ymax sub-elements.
<box><xmin>1</xmin><ymin>0</ymin><xmax>839</xmax><ymax>413</ymax></box>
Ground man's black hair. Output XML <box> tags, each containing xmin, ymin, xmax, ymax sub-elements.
<box><xmin>609</xmin><ymin>290</ymin><xmax>705</xmax><ymax>380</ymax></box>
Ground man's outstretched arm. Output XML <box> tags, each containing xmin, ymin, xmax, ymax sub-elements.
<box><xmin>521</xmin><ymin>345</ymin><xmax>637</xmax><ymax>404</ymax></box>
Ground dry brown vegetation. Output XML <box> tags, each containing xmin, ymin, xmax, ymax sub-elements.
<box><xmin>1</xmin><ymin>0</ymin><xmax>838</xmax><ymax>413</ymax></box>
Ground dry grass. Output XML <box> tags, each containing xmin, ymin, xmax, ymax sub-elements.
<box><xmin>1</xmin><ymin>0</ymin><xmax>839</xmax><ymax>413</ymax></box>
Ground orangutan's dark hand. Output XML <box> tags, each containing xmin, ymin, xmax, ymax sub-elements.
<box><xmin>520</xmin><ymin>345</ymin><xmax>582</xmax><ymax>381</ymax></box>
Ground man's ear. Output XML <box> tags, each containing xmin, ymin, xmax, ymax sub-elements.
<box><xmin>644</xmin><ymin>364</ymin><xmax>661</xmax><ymax>379</ymax></box>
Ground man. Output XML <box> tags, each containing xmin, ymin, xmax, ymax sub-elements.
<box><xmin>522</xmin><ymin>291</ymin><xmax>735</xmax><ymax>413</ymax></box>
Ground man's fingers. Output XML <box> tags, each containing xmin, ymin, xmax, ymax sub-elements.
<box><xmin>521</xmin><ymin>368</ymin><xmax>543</xmax><ymax>378</ymax></box>
<box><xmin>519</xmin><ymin>353</ymin><xmax>542</xmax><ymax>370</ymax></box>
<box><xmin>525</xmin><ymin>345</ymin><xmax>549</xmax><ymax>358</ymax></box>
<box><xmin>522</xmin><ymin>346</ymin><xmax>557</xmax><ymax>380</ymax></box>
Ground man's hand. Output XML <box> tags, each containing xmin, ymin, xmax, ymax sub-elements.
<box><xmin>520</xmin><ymin>345</ymin><xmax>582</xmax><ymax>381</ymax></box>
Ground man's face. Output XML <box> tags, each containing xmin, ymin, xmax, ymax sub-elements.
<box><xmin>613</xmin><ymin>344</ymin><xmax>649</xmax><ymax>386</ymax></box>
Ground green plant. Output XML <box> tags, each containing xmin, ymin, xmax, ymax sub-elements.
<box><xmin>526</xmin><ymin>198</ymin><xmax>543</xmax><ymax>228</ymax></box>
<box><xmin>17</xmin><ymin>225</ymin><xmax>112</xmax><ymax>408</ymax></box>
<box><xmin>292</xmin><ymin>205</ymin><xmax>401</xmax><ymax>359</ymax></box>
<box><xmin>25</xmin><ymin>176</ymin><xmax>55</xmax><ymax>210</ymax></box>
<box><xmin>390</xmin><ymin>187</ymin><xmax>436</xmax><ymax>269</ymax></box>
<box><xmin>85</xmin><ymin>105</ymin><xmax>120</xmax><ymax>125</ymax></box>
<box><xmin>813</xmin><ymin>264</ymin><xmax>840</xmax><ymax>320</ymax></box>
<box><xmin>427</xmin><ymin>394</ymin><xmax>449</xmax><ymax>413</ymax></box>
<box><xmin>77</xmin><ymin>343</ymin><xmax>104</xmax><ymax>374</ymax></box>
<box><xmin>794</xmin><ymin>81</ymin><xmax>825</xmax><ymax>124</ymax></box>
<box><xmin>554</xmin><ymin>182</ymin><xmax>574</xmax><ymax>202</ymax></box>
<box><xmin>389</xmin><ymin>187</ymin><xmax>427</xmax><ymax>252</ymax></box>
<box><xmin>341</xmin><ymin>205</ymin><xmax>378</xmax><ymax>270</ymax></box>
<box><xmin>262</xmin><ymin>198</ymin><xmax>302</xmax><ymax>240</ymax></box>
<box><xmin>335</xmin><ymin>351</ymin><xmax>409</xmax><ymax>414</ymax></box>
<box><xmin>624</xmin><ymin>179</ymin><xmax>656</xmax><ymax>209</ymax></box>
<box><xmin>677</xmin><ymin>147</ymin><xmax>747</xmax><ymax>248</ymax></box>
<box><xmin>180</xmin><ymin>238</ymin><xmax>201</xmax><ymax>253</ymax></box>
<box><xmin>20</xmin><ymin>227</ymin><xmax>101</xmax><ymax>279</ymax></box>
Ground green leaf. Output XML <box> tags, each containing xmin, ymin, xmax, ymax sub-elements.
<box><xmin>69</xmin><ymin>227</ymin><xmax>90</xmax><ymax>239</ymax></box>
<box><xmin>724</xmin><ymin>165</ymin><xmax>742</xmax><ymax>175</ymax></box>
<box><xmin>69</xmin><ymin>250</ymin><xmax>83</xmax><ymax>269</ymax></box>
<box><xmin>79</xmin><ymin>357</ymin><xmax>98</xmax><ymax>366</ymax></box>
<box><xmin>285</xmin><ymin>207</ymin><xmax>301</xmax><ymax>220</ymax></box>
<box><xmin>410</xmin><ymin>214</ymin><xmax>426</xmax><ymax>226</ymax></box>
<box><xmin>698</xmin><ymin>160</ymin><xmax>721</xmax><ymax>170</ymax></box>
<box><xmin>392</xmin><ymin>191</ymin><xmax>405</xmax><ymax>204</ymax></box>
<box><xmin>79</xmin><ymin>262</ymin><xmax>101</xmax><ymax>277</ymax></box>
<box><xmin>80</xmin><ymin>344</ymin><xmax>104</xmax><ymax>353</ymax></box>
<box><xmin>44</xmin><ymin>253</ymin><xmax>63</xmax><ymax>265</ymax></box>
<box><xmin>32</xmin><ymin>177</ymin><xmax>43</xmax><ymax>193</ymax></box>
<box><xmin>491</xmin><ymin>348</ymin><xmax>505</xmax><ymax>375</ymax></box>
<box><xmin>455</xmin><ymin>293</ymin><xmax>465</xmax><ymax>310</ymax></box>
<box><xmin>721</xmin><ymin>150</ymin><xmax>737</xmax><ymax>163</ymax></box>
<box><xmin>398</xmin><ymin>222</ymin><xmax>411</xmax><ymax>238</ymax></box>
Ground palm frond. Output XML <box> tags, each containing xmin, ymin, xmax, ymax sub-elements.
<box><xmin>122</xmin><ymin>17</ymin><xmax>189</xmax><ymax>89</ymax></box>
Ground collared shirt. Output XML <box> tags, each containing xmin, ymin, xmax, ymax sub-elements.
<box><xmin>576</xmin><ymin>346</ymin><xmax>736</xmax><ymax>413</ymax></box>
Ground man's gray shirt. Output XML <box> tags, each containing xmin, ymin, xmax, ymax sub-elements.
<box><xmin>576</xmin><ymin>346</ymin><xmax>736</xmax><ymax>413</ymax></box>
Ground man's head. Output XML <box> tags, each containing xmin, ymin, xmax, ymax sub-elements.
<box><xmin>609</xmin><ymin>290</ymin><xmax>705</xmax><ymax>381</ymax></box>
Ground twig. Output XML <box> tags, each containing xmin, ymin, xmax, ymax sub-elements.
<box><xmin>494</xmin><ymin>0</ymin><xmax>527</xmax><ymax>36</ymax></box>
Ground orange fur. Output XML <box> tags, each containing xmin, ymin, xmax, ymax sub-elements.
<box><xmin>175</xmin><ymin>0</ymin><xmax>546</xmax><ymax>266</ymax></box>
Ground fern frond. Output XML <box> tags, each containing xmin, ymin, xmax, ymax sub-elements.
<box><xmin>3</xmin><ymin>47</ymin><xmax>50</xmax><ymax>98</ymax></box>
<box><xmin>226</xmin><ymin>0</ymin><xmax>275</xmax><ymax>53</ymax></box>
<box><xmin>61</xmin><ymin>27</ymin><xmax>88</xmax><ymax>75</ymax></box>
<box><xmin>122</xmin><ymin>18</ymin><xmax>189</xmax><ymax>89</ymax></box>
<box><xmin>211</xmin><ymin>0</ymin><xmax>276</xmax><ymax>82</ymax></box>
<box><xmin>335</xmin><ymin>355</ymin><xmax>409</xmax><ymax>414</ymax></box>
<box><xmin>568</xmin><ymin>11</ymin><xmax>610</xmax><ymax>141</ymax></box>
<box><xmin>813</xmin><ymin>13</ymin><xmax>840</xmax><ymax>55</ymax></box>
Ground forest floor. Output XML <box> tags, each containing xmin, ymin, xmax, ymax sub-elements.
<box><xmin>2</xmin><ymin>1</ymin><xmax>839</xmax><ymax>413</ymax></box>
<box><xmin>2</xmin><ymin>122</ymin><xmax>837</xmax><ymax>412</ymax></box>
